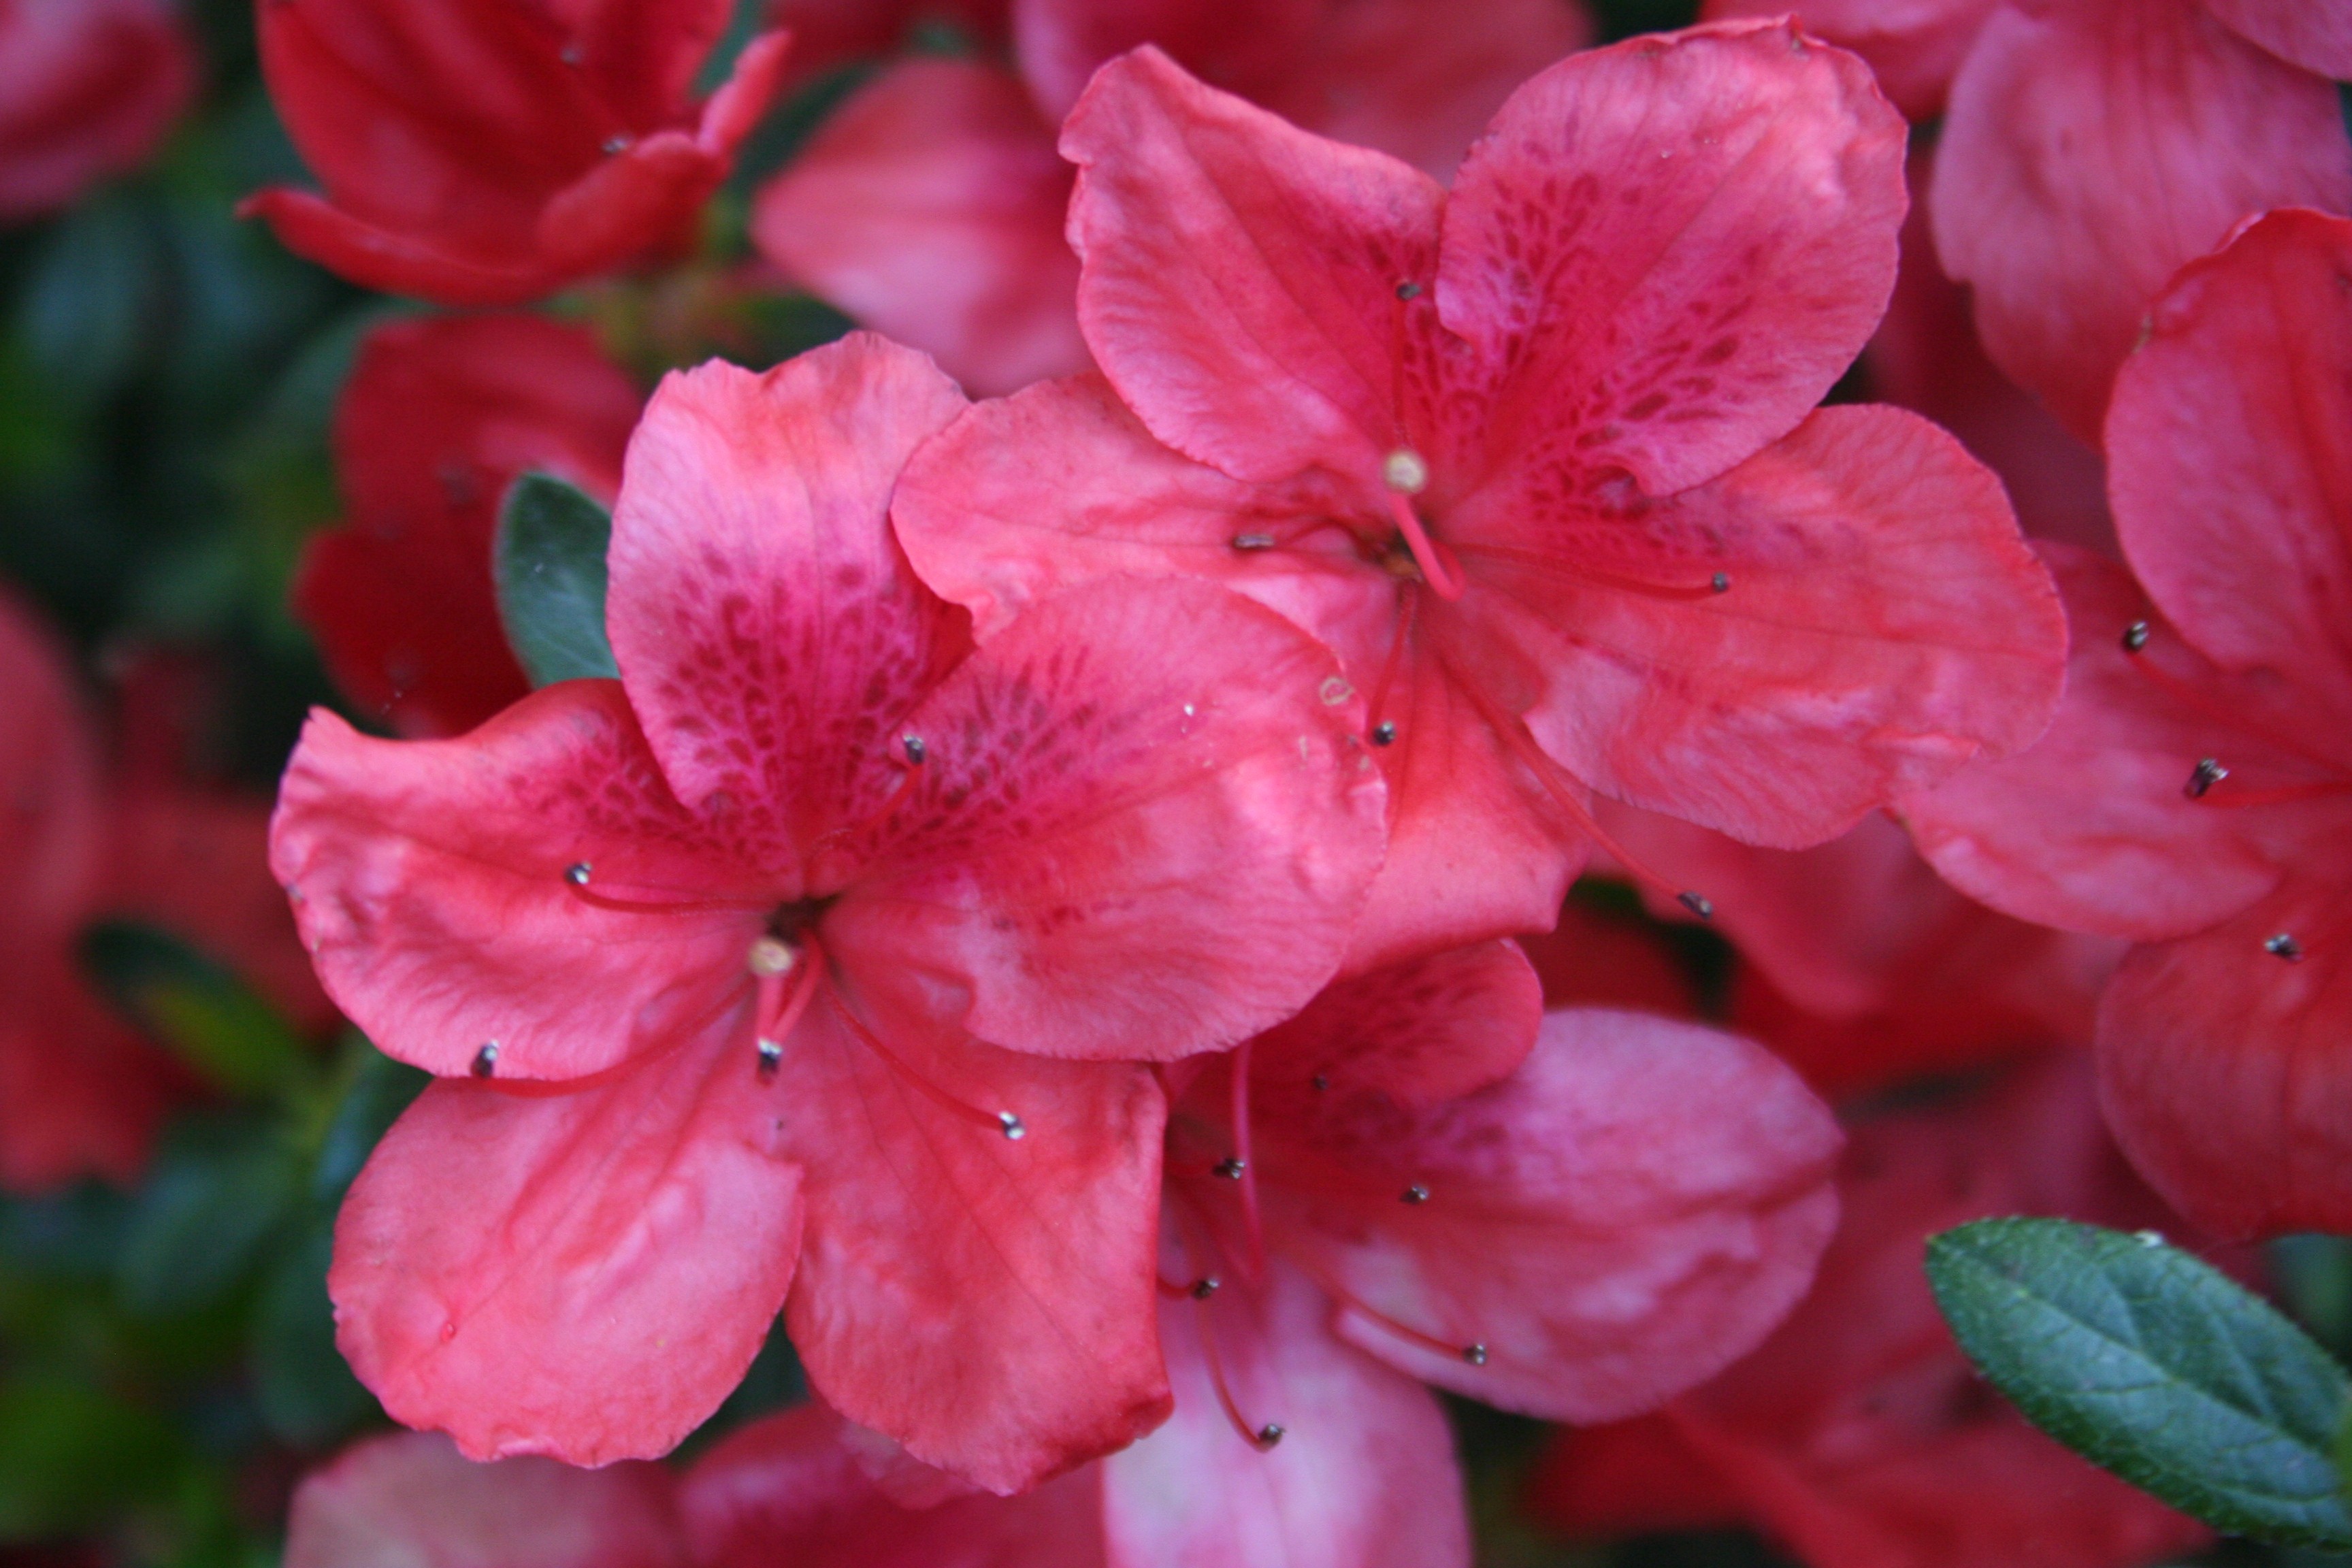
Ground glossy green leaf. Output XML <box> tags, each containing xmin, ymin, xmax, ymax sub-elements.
<box><xmin>310</xmin><ymin>1036</ymin><xmax>429</xmax><ymax>1205</ymax></box>
<box><xmin>79</xmin><ymin>919</ymin><xmax>314</xmax><ymax>1100</ymax></box>
<box><xmin>116</xmin><ymin>1116</ymin><xmax>302</xmax><ymax>1317</ymax></box>
<box><xmin>495</xmin><ymin>470</ymin><xmax>618</xmax><ymax>686</ymax></box>
<box><xmin>1928</xmin><ymin>1218</ymin><xmax>2352</xmax><ymax>1549</ymax></box>
<box><xmin>250</xmin><ymin>1218</ymin><xmax>374</xmax><ymax>1448</ymax></box>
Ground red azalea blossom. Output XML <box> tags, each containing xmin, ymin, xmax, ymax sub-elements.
<box><xmin>1900</xmin><ymin>208</ymin><xmax>2352</xmax><ymax>1239</ymax></box>
<box><xmin>269</xmin><ymin>333</ymin><xmax>1388</xmax><ymax>1487</ymax></box>
<box><xmin>1710</xmin><ymin>0</ymin><xmax>2352</xmax><ymax>440</ymax></box>
<box><xmin>242</xmin><ymin>0</ymin><xmax>789</xmax><ymax>305</ymax></box>
<box><xmin>0</xmin><ymin>0</ymin><xmax>197</xmax><ymax>220</ymax></box>
<box><xmin>893</xmin><ymin>26</ymin><xmax>2065</xmax><ymax>972</ymax></box>
<box><xmin>293</xmin><ymin>312</ymin><xmax>643</xmax><ymax>738</ymax></box>
<box><xmin>1531</xmin><ymin>1054</ymin><xmax>2212</xmax><ymax>1568</ymax></box>
<box><xmin>749</xmin><ymin>0</ymin><xmax>1590</xmax><ymax>394</ymax></box>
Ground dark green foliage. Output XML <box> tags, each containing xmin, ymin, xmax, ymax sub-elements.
<box><xmin>496</xmin><ymin>471</ymin><xmax>619</xmax><ymax>686</ymax></box>
<box><xmin>1928</xmin><ymin>1218</ymin><xmax>2352</xmax><ymax>1550</ymax></box>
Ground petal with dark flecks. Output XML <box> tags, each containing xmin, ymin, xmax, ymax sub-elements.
<box><xmin>329</xmin><ymin>1023</ymin><xmax>803</xmax><ymax>1466</ymax></box>
<box><xmin>269</xmin><ymin>684</ymin><xmax>762</xmax><ymax>1082</ymax></box>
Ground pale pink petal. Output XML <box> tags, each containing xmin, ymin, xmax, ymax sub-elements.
<box><xmin>1102</xmin><ymin>1258</ymin><xmax>1469</xmax><ymax>1568</ymax></box>
<box><xmin>1897</xmin><ymin>544</ymin><xmax>2287</xmax><ymax>943</ymax></box>
<box><xmin>330</xmin><ymin>1025</ymin><xmax>803</xmax><ymax>1465</ymax></box>
<box><xmin>1269</xmin><ymin>1008</ymin><xmax>1843</xmax><ymax>1421</ymax></box>
<box><xmin>285</xmin><ymin>1431</ymin><xmax>687</xmax><ymax>1568</ymax></box>
<box><xmin>750</xmin><ymin>60</ymin><xmax>1088</xmax><ymax>397</ymax></box>
<box><xmin>1440</xmin><ymin>20</ymin><xmax>1907</xmax><ymax>499</ymax></box>
<box><xmin>2099</xmin><ymin>858</ymin><xmax>2352</xmax><ymax>1238</ymax></box>
<box><xmin>270</xmin><ymin>683</ymin><xmax>764</xmax><ymax>1081</ymax></box>
<box><xmin>2108</xmin><ymin>208</ymin><xmax>2352</xmax><ymax>733</ymax></box>
<box><xmin>1062</xmin><ymin>46</ymin><xmax>1446</xmax><ymax>487</ymax></box>
<box><xmin>828</xmin><ymin>576</ymin><xmax>1388</xmax><ymax>1064</ymax></box>
<box><xmin>1462</xmin><ymin>404</ymin><xmax>2063</xmax><ymax>848</ymax></box>
<box><xmin>682</xmin><ymin>1405</ymin><xmax>1107</xmax><ymax>1567</ymax></box>
<box><xmin>605</xmin><ymin>337</ymin><xmax>972</xmax><ymax>865</ymax></box>
<box><xmin>1699</xmin><ymin>0</ymin><xmax>1997</xmax><ymax>120</ymax></box>
<box><xmin>772</xmin><ymin>1000</ymin><xmax>1170</xmax><ymax>1493</ymax></box>
<box><xmin>1930</xmin><ymin>0</ymin><xmax>2352</xmax><ymax>442</ymax></box>
<box><xmin>2201</xmin><ymin>0</ymin><xmax>2352</xmax><ymax>80</ymax></box>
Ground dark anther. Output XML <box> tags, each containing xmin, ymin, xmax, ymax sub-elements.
<box><xmin>565</xmin><ymin>862</ymin><xmax>591</xmax><ymax>885</ymax></box>
<box><xmin>1678</xmin><ymin>890</ymin><xmax>1715</xmax><ymax>920</ymax></box>
<box><xmin>998</xmin><ymin>1111</ymin><xmax>1027</xmax><ymax>1141</ymax></box>
<box><xmin>1463</xmin><ymin>1343</ymin><xmax>1488</xmax><ymax>1366</ymax></box>
<box><xmin>602</xmin><ymin>135</ymin><xmax>632</xmax><ymax>154</ymax></box>
<box><xmin>1232</xmin><ymin>532</ymin><xmax>1277</xmax><ymax>551</ymax></box>
<box><xmin>2122</xmin><ymin>620</ymin><xmax>2151</xmax><ymax>653</ymax></box>
<box><xmin>2185</xmin><ymin>757</ymin><xmax>2227</xmax><ymax>799</ymax></box>
<box><xmin>1256</xmin><ymin>1424</ymin><xmax>1286</xmax><ymax>1448</ymax></box>
<box><xmin>1395</xmin><ymin>282</ymin><xmax>1422</xmax><ymax>300</ymax></box>
<box><xmin>1213</xmin><ymin>1156</ymin><xmax>1247</xmax><ymax>1179</ymax></box>
<box><xmin>902</xmin><ymin>735</ymin><xmax>927</xmax><ymax>765</ymax></box>
<box><xmin>2266</xmin><ymin>933</ymin><xmax>2305</xmax><ymax>962</ymax></box>
<box><xmin>1191</xmin><ymin>1277</ymin><xmax>1221</xmax><ymax>1299</ymax></box>
<box><xmin>757</xmin><ymin>1038</ymin><xmax>783</xmax><ymax>1079</ymax></box>
<box><xmin>1710</xmin><ymin>572</ymin><xmax>1731</xmax><ymax>593</ymax></box>
<box><xmin>1371</xmin><ymin>721</ymin><xmax>1397</xmax><ymax>747</ymax></box>
<box><xmin>1311</xmin><ymin>1072</ymin><xmax>1331</xmax><ymax>1092</ymax></box>
<box><xmin>472</xmin><ymin>1042</ymin><xmax>499</xmax><ymax>1078</ymax></box>
<box><xmin>1401</xmin><ymin>1183</ymin><xmax>1431</xmax><ymax>1205</ymax></box>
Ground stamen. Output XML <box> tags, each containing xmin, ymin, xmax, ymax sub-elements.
<box><xmin>2122</xmin><ymin>620</ymin><xmax>2151</xmax><ymax>653</ymax></box>
<box><xmin>1366</xmin><ymin>582</ymin><xmax>1420</xmax><ymax>737</ymax></box>
<box><xmin>827</xmin><ymin>989</ymin><xmax>1026</xmax><ymax>1139</ymax></box>
<box><xmin>2122</xmin><ymin>642</ymin><xmax>2347</xmax><ymax>774</ymax></box>
<box><xmin>1230</xmin><ymin>1041</ymin><xmax>1266</xmax><ymax>1273</ymax></box>
<box><xmin>1310</xmin><ymin>1073</ymin><xmax>1331</xmax><ymax>1092</ymax></box>
<box><xmin>568</xmin><ymin>881</ymin><xmax>772</xmax><ymax>917</ymax></box>
<box><xmin>1232</xmin><ymin>532</ymin><xmax>1277</xmax><ymax>551</ymax></box>
<box><xmin>472</xmin><ymin>1041</ymin><xmax>498</xmax><ymax>1078</ymax></box>
<box><xmin>2266</xmin><ymin>933</ymin><xmax>2305</xmax><ymax>962</ymax></box>
<box><xmin>1463</xmin><ymin>1343</ymin><xmax>1489</xmax><ymax>1366</ymax></box>
<box><xmin>565</xmin><ymin>862</ymin><xmax>592</xmax><ymax>885</ymax></box>
<box><xmin>1290</xmin><ymin>1253</ymin><xmax>1488</xmax><ymax>1371</ymax></box>
<box><xmin>901</xmin><ymin>735</ymin><xmax>927</xmax><ymax>765</ymax></box>
<box><xmin>1192</xmin><ymin>1277</ymin><xmax>1222</xmax><ymax>1300</ymax></box>
<box><xmin>483</xmin><ymin>981</ymin><xmax>757</xmax><ymax>1099</ymax></box>
<box><xmin>1371</xmin><ymin>721</ymin><xmax>1396</xmax><ymax>747</ymax></box>
<box><xmin>1383</xmin><ymin>448</ymin><xmax>1430</xmax><ymax>494</ymax></box>
<box><xmin>1382</xmin><ymin>483</ymin><xmax>1465</xmax><ymax>602</ymax></box>
<box><xmin>1711</xmin><ymin>573</ymin><xmax>1731</xmax><ymax>594</ymax></box>
<box><xmin>757</xmin><ymin>1038</ymin><xmax>783</xmax><ymax>1079</ymax></box>
<box><xmin>1439</xmin><ymin>659</ymin><xmax>1716</xmax><ymax>921</ymax></box>
<box><xmin>1394</xmin><ymin>281</ymin><xmax>1422</xmax><ymax>301</ymax></box>
<box><xmin>1401</xmin><ymin>1183</ymin><xmax>1430</xmax><ymax>1205</ymax></box>
<box><xmin>2196</xmin><ymin>780</ymin><xmax>2352</xmax><ymax>809</ymax></box>
<box><xmin>1213</xmin><ymin>1157</ymin><xmax>1247</xmax><ymax>1179</ymax></box>
<box><xmin>2185</xmin><ymin>758</ymin><xmax>2227</xmax><ymax>799</ymax></box>
<box><xmin>747</xmin><ymin>936</ymin><xmax>798</xmax><ymax>977</ymax></box>
<box><xmin>1450</xmin><ymin>542</ymin><xmax>1728</xmax><ymax>603</ymax></box>
<box><xmin>1192</xmin><ymin>1288</ymin><xmax>1284</xmax><ymax>1453</ymax></box>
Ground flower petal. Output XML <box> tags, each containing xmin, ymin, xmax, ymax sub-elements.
<box><xmin>0</xmin><ymin>0</ymin><xmax>197</xmax><ymax>220</ymax></box>
<box><xmin>330</xmin><ymin>1024</ymin><xmax>803</xmax><ymax>1465</ymax></box>
<box><xmin>1475</xmin><ymin>404</ymin><xmax>2063</xmax><ymax>848</ymax></box>
<box><xmin>681</xmin><ymin>1405</ymin><xmax>1107</xmax><ymax>1567</ymax></box>
<box><xmin>285</xmin><ymin>1431</ymin><xmax>687</xmax><ymax>1568</ymax></box>
<box><xmin>2108</xmin><ymin>208</ymin><xmax>2352</xmax><ymax>732</ymax></box>
<box><xmin>749</xmin><ymin>59</ymin><xmax>1087</xmax><ymax>397</ymax></box>
<box><xmin>830</xmin><ymin>576</ymin><xmax>1388</xmax><ymax>1063</ymax></box>
<box><xmin>1440</xmin><ymin>20</ymin><xmax>1907</xmax><ymax>498</ymax></box>
<box><xmin>1930</xmin><ymin>0</ymin><xmax>2352</xmax><ymax>441</ymax></box>
<box><xmin>270</xmin><ymin>683</ymin><xmax>762</xmax><ymax>1082</ymax></box>
<box><xmin>2202</xmin><ymin>0</ymin><xmax>2352</xmax><ymax>77</ymax></box>
<box><xmin>773</xmin><ymin>998</ymin><xmax>1169</xmax><ymax>1493</ymax></box>
<box><xmin>2099</xmin><ymin>862</ymin><xmax>2352</xmax><ymax>1238</ymax></box>
<box><xmin>604</xmin><ymin>338</ymin><xmax>971</xmax><ymax>864</ymax></box>
<box><xmin>1062</xmin><ymin>45</ymin><xmax>1445</xmax><ymax>487</ymax></box>
<box><xmin>1269</xmin><ymin>1007</ymin><xmax>1843</xmax><ymax>1421</ymax></box>
<box><xmin>238</xmin><ymin>188</ymin><xmax>559</xmax><ymax>306</ymax></box>
<box><xmin>1102</xmin><ymin>1258</ymin><xmax>1469</xmax><ymax>1568</ymax></box>
<box><xmin>1698</xmin><ymin>0</ymin><xmax>1996</xmax><ymax>120</ymax></box>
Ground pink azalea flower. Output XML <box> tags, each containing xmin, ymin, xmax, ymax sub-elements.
<box><xmin>268</xmin><ymin>334</ymin><xmax>1388</xmax><ymax>1487</ymax></box>
<box><xmin>0</xmin><ymin>0</ymin><xmax>196</xmax><ymax>220</ymax></box>
<box><xmin>293</xmin><ymin>313</ymin><xmax>644</xmax><ymax>739</ymax></box>
<box><xmin>893</xmin><ymin>27</ymin><xmax>2066</xmax><ymax>972</ymax></box>
<box><xmin>748</xmin><ymin>0</ymin><xmax>1590</xmax><ymax>394</ymax></box>
<box><xmin>242</xmin><ymin>0</ymin><xmax>789</xmax><ymax>306</ymax></box>
<box><xmin>1531</xmin><ymin>1054</ymin><xmax>2212</xmax><ymax>1568</ymax></box>
<box><xmin>1709</xmin><ymin>0</ymin><xmax>2352</xmax><ymax>441</ymax></box>
<box><xmin>1899</xmin><ymin>208</ymin><xmax>2352</xmax><ymax>1239</ymax></box>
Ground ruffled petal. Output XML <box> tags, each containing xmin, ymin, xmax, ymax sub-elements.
<box><xmin>1101</xmin><ymin>1258</ymin><xmax>1469</xmax><ymax>1568</ymax></box>
<box><xmin>681</xmin><ymin>1405</ymin><xmax>1107</xmax><ymax>1567</ymax></box>
<box><xmin>269</xmin><ymin>684</ymin><xmax>763</xmax><ymax>1082</ymax></box>
<box><xmin>1062</xmin><ymin>46</ymin><xmax>1446</xmax><ymax>487</ymax></box>
<box><xmin>1441</xmin><ymin>20</ymin><xmax>1907</xmax><ymax>498</ymax></box>
<box><xmin>830</xmin><ymin>576</ymin><xmax>1388</xmax><ymax>1063</ymax></box>
<box><xmin>1897</xmin><ymin>544</ymin><xmax>2287</xmax><ymax>943</ymax></box>
<box><xmin>604</xmin><ymin>338</ymin><xmax>971</xmax><ymax>868</ymax></box>
<box><xmin>1267</xmin><ymin>1008</ymin><xmax>1842</xmax><ymax>1421</ymax></box>
<box><xmin>2098</xmin><ymin>859</ymin><xmax>2352</xmax><ymax>1238</ymax></box>
<box><xmin>773</xmin><ymin>998</ymin><xmax>1169</xmax><ymax>1493</ymax></box>
<box><xmin>329</xmin><ymin>1024</ymin><xmax>803</xmax><ymax>1465</ymax></box>
<box><xmin>284</xmin><ymin>1431</ymin><xmax>687</xmax><ymax>1568</ymax></box>
<box><xmin>1465</xmin><ymin>404</ymin><xmax>2063</xmax><ymax>848</ymax></box>
<box><xmin>749</xmin><ymin>59</ymin><xmax>1086</xmax><ymax>397</ymax></box>
<box><xmin>1930</xmin><ymin>0</ymin><xmax>2352</xmax><ymax>441</ymax></box>
<box><xmin>2108</xmin><ymin>208</ymin><xmax>2352</xmax><ymax>734</ymax></box>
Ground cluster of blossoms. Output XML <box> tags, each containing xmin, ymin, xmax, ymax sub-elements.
<box><xmin>4</xmin><ymin>0</ymin><xmax>2350</xmax><ymax>1563</ymax></box>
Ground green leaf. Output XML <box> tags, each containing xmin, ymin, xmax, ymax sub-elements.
<box><xmin>1927</xmin><ymin>1218</ymin><xmax>2352</xmax><ymax>1550</ymax></box>
<box><xmin>310</xmin><ymin>1036</ymin><xmax>429</xmax><ymax>1206</ymax></box>
<box><xmin>116</xmin><ymin>1115</ymin><xmax>303</xmax><ymax>1317</ymax></box>
<box><xmin>250</xmin><ymin>1218</ymin><xmax>375</xmax><ymax>1448</ymax></box>
<box><xmin>0</xmin><ymin>1373</ymin><xmax>182</xmax><ymax>1539</ymax></box>
<box><xmin>495</xmin><ymin>471</ymin><xmax>618</xmax><ymax>685</ymax></box>
<box><xmin>79</xmin><ymin>919</ymin><xmax>315</xmax><ymax>1100</ymax></box>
